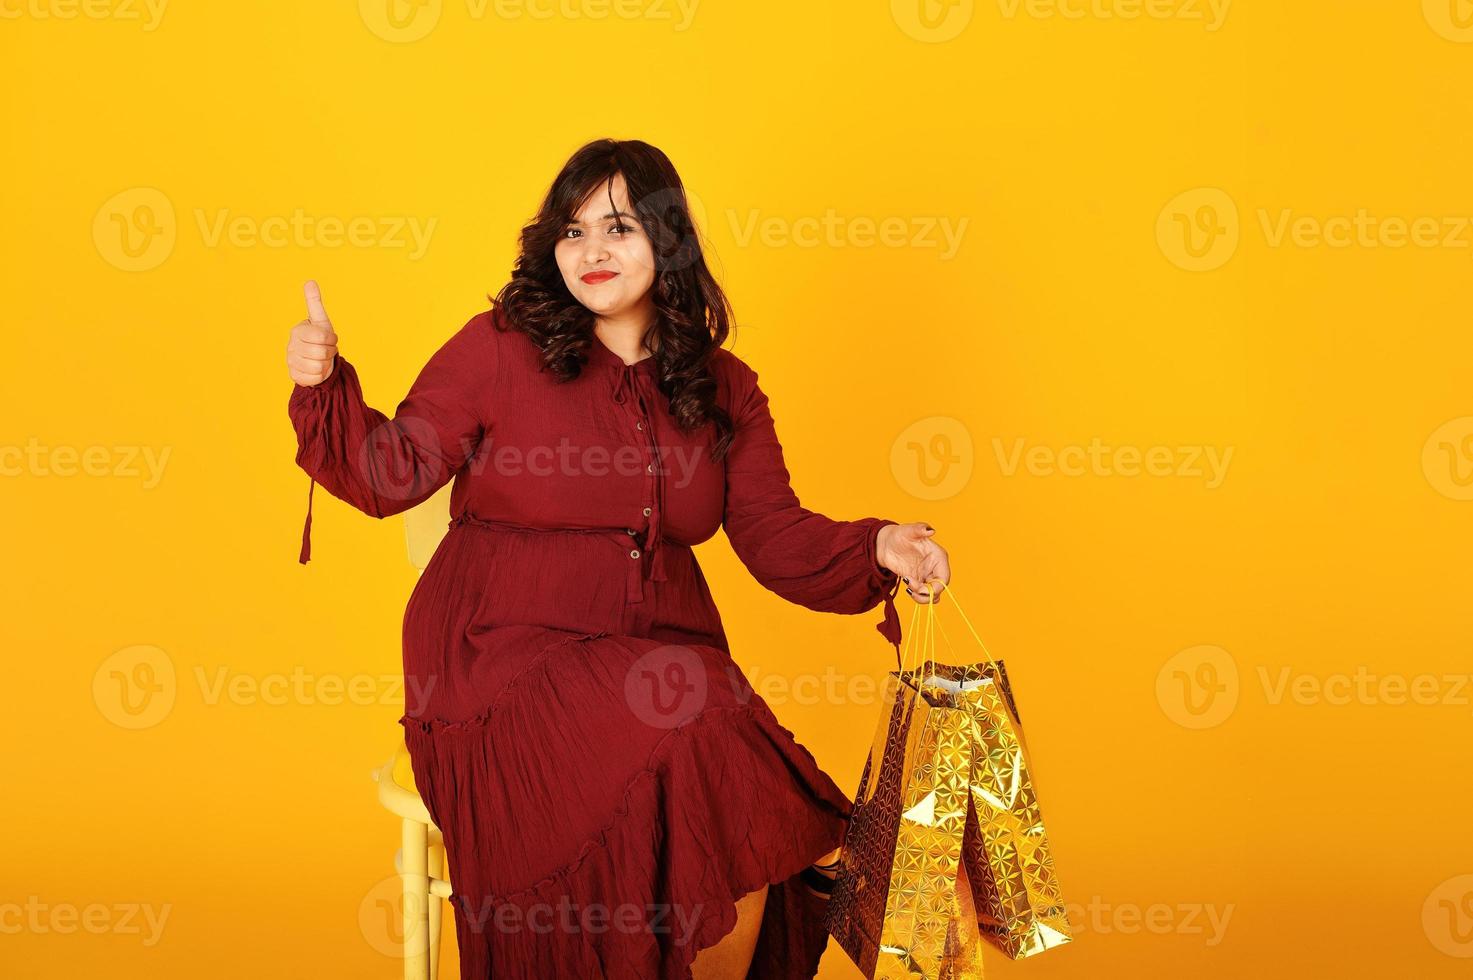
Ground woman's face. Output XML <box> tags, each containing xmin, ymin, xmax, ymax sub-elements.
<box><xmin>554</xmin><ymin>173</ymin><xmax>657</xmax><ymax>319</ymax></box>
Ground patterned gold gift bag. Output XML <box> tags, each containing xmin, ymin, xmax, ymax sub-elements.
<box><xmin>824</xmin><ymin>590</ymin><xmax>988</xmax><ymax>979</ymax></box>
<box><xmin>934</xmin><ymin>585</ymin><xmax>1073</xmax><ymax>959</ymax></box>
<box><xmin>826</xmin><ymin>583</ymin><xmax>1071</xmax><ymax>978</ymax></box>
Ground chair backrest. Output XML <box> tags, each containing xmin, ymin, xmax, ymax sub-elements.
<box><xmin>403</xmin><ymin>483</ymin><xmax>455</xmax><ymax>571</ymax></box>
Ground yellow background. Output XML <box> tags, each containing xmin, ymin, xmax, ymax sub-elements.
<box><xmin>5</xmin><ymin>1</ymin><xmax>1472</xmax><ymax>976</ymax></box>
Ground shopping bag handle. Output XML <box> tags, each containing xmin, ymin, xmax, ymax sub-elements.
<box><xmin>898</xmin><ymin>579</ymin><xmax>1001</xmax><ymax>679</ymax></box>
<box><xmin>895</xmin><ymin>592</ymin><xmax>930</xmax><ymax>677</ymax></box>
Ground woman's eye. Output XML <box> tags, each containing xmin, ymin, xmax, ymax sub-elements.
<box><xmin>561</xmin><ymin>222</ymin><xmax>635</xmax><ymax>239</ymax></box>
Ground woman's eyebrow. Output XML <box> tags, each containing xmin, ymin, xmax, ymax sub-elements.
<box><xmin>568</xmin><ymin>210</ymin><xmax>639</xmax><ymax>224</ymax></box>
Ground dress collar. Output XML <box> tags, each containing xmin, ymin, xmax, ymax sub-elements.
<box><xmin>586</xmin><ymin>333</ymin><xmax>658</xmax><ymax>373</ymax></box>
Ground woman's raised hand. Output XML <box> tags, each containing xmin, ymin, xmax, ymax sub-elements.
<box><xmin>286</xmin><ymin>280</ymin><xmax>339</xmax><ymax>387</ymax></box>
<box><xmin>876</xmin><ymin>522</ymin><xmax>952</xmax><ymax>603</ymax></box>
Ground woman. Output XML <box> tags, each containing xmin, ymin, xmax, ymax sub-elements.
<box><xmin>285</xmin><ymin>139</ymin><xmax>950</xmax><ymax>979</ymax></box>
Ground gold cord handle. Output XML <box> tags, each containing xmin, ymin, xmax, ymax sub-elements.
<box><xmin>898</xmin><ymin>579</ymin><xmax>1000</xmax><ymax>678</ymax></box>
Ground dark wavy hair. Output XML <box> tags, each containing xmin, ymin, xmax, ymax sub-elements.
<box><xmin>491</xmin><ymin>139</ymin><xmax>736</xmax><ymax>459</ymax></box>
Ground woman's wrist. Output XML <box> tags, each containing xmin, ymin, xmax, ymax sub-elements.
<box><xmin>871</xmin><ymin>521</ymin><xmax>899</xmax><ymax>575</ymax></box>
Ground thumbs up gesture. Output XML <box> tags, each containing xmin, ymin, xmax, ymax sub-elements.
<box><xmin>286</xmin><ymin>280</ymin><xmax>339</xmax><ymax>386</ymax></box>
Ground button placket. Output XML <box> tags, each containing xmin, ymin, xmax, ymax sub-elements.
<box><xmin>609</xmin><ymin>363</ymin><xmax>645</xmax><ymax>603</ymax></box>
<box><xmin>631</xmin><ymin>379</ymin><xmax>667</xmax><ymax>586</ymax></box>
<box><xmin>606</xmin><ymin>361</ymin><xmax>670</xmax><ymax>601</ymax></box>
<box><xmin>612</xmin><ymin>365</ymin><xmax>656</xmax><ymax>601</ymax></box>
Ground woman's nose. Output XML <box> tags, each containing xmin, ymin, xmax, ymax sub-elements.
<box><xmin>581</xmin><ymin>238</ymin><xmax>611</xmax><ymax>263</ymax></box>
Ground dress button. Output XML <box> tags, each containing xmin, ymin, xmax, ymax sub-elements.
<box><xmin>636</xmin><ymin>421</ymin><xmax>645</xmax><ymax>431</ymax></box>
<box><xmin>626</xmin><ymin>528</ymin><xmax>636</xmax><ymax>536</ymax></box>
<box><xmin>646</xmin><ymin>463</ymin><xmax>653</xmax><ymax>474</ymax></box>
<box><xmin>642</xmin><ymin>507</ymin><xmax>652</xmax><ymax>517</ymax></box>
<box><xmin>629</xmin><ymin>549</ymin><xmax>641</xmax><ymax>559</ymax></box>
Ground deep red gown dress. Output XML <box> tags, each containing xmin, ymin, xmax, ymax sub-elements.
<box><xmin>288</xmin><ymin>303</ymin><xmax>904</xmax><ymax>979</ymax></box>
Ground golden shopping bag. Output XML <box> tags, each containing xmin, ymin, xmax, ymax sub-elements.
<box><xmin>825</xmin><ymin>592</ymin><xmax>988</xmax><ymax>980</ymax></box>
<box><xmin>928</xmin><ymin>585</ymin><xmax>1073</xmax><ymax>959</ymax></box>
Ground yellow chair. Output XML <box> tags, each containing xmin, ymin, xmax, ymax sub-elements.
<box><xmin>370</xmin><ymin>482</ymin><xmax>456</xmax><ymax>979</ymax></box>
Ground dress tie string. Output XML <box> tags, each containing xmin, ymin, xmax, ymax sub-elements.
<box><xmin>611</xmin><ymin>363</ymin><xmax>632</xmax><ymax>405</ymax></box>
<box><xmin>876</xmin><ymin>574</ymin><xmax>904</xmax><ymax>660</ymax></box>
<box><xmin>298</xmin><ymin>476</ymin><xmax>315</xmax><ymax>564</ymax></box>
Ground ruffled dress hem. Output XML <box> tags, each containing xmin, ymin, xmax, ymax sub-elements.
<box><xmin>398</xmin><ymin>629</ymin><xmax>852</xmax><ymax>979</ymax></box>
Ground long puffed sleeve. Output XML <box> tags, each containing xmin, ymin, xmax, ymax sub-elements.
<box><xmin>288</xmin><ymin>312</ymin><xmax>496</xmax><ymax>563</ymax></box>
<box><xmin>720</xmin><ymin>357</ymin><xmax>900</xmax><ymax>624</ymax></box>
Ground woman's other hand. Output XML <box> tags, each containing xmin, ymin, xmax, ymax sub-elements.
<box><xmin>286</xmin><ymin>280</ymin><xmax>338</xmax><ymax>387</ymax></box>
<box><xmin>876</xmin><ymin>522</ymin><xmax>951</xmax><ymax>603</ymax></box>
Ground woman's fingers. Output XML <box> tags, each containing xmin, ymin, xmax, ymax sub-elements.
<box><xmin>887</xmin><ymin>523</ymin><xmax>951</xmax><ymax>604</ymax></box>
<box><xmin>288</xmin><ymin>360</ymin><xmax>334</xmax><ymax>385</ymax></box>
<box><xmin>923</xmin><ymin>543</ymin><xmax>951</xmax><ymax>591</ymax></box>
<box><xmin>901</xmin><ymin>536</ymin><xmax>950</xmax><ymax>603</ymax></box>
<box><xmin>293</xmin><ymin>340</ymin><xmax>336</xmax><ymax>362</ymax></box>
<box><xmin>916</xmin><ymin>577</ymin><xmax>943</xmax><ymax>602</ymax></box>
<box><xmin>292</xmin><ymin>316</ymin><xmax>338</xmax><ymax>349</ymax></box>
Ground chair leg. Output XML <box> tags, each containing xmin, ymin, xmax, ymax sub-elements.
<box><xmin>428</xmin><ymin>831</ymin><xmax>446</xmax><ymax>978</ymax></box>
<box><xmin>401</xmin><ymin>818</ymin><xmax>430</xmax><ymax>980</ymax></box>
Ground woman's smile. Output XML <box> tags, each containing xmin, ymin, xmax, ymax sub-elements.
<box><xmin>581</xmin><ymin>270</ymin><xmax>619</xmax><ymax>284</ymax></box>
